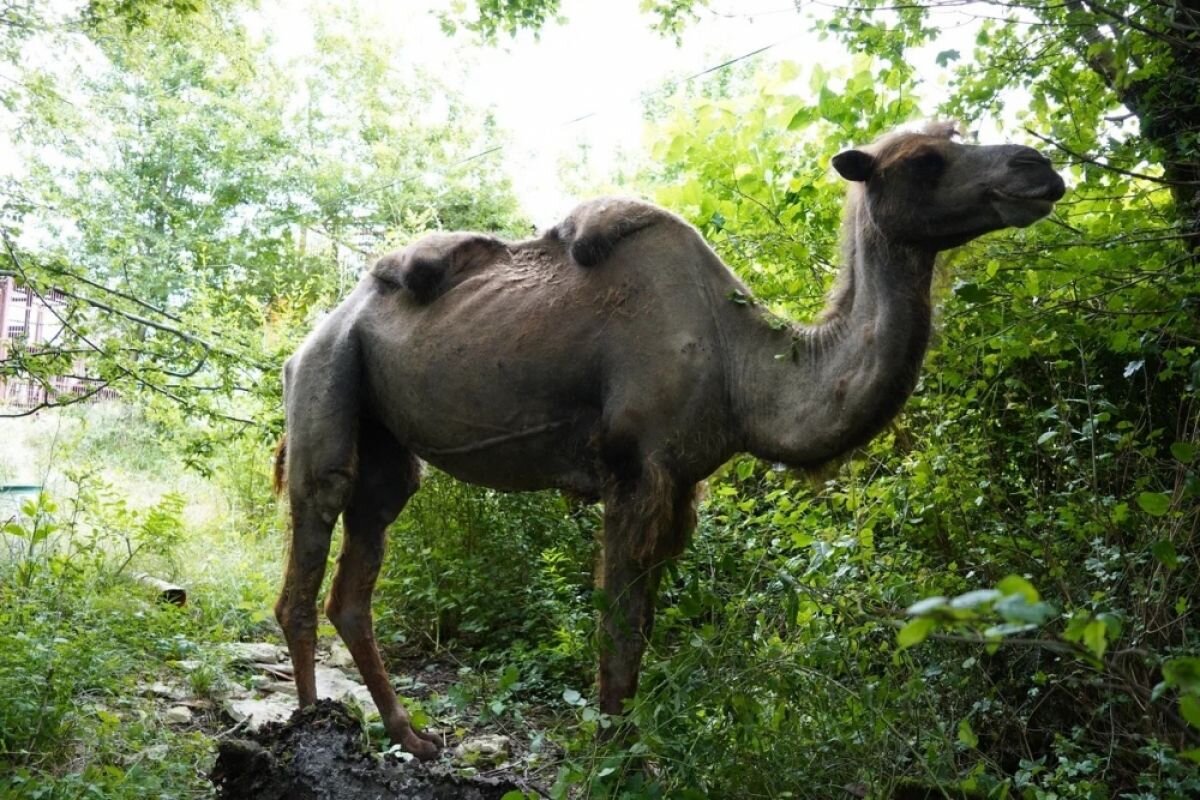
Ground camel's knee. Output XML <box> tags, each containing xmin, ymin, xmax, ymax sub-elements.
<box><xmin>324</xmin><ymin>596</ymin><xmax>372</xmax><ymax>641</ymax></box>
<box><xmin>294</xmin><ymin>467</ymin><xmax>356</xmax><ymax>525</ymax></box>
<box><xmin>275</xmin><ymin>585</ymin><xmax>319</xmax><ymax>641</ymax></box>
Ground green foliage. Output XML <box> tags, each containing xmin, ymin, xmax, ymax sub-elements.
<box><xmin>2</xmin><ymin>0</ymin><xmax>526</xmax><ymax>446</ymax></box>
<box><xmin>551</xmin><ymin>44</ymin><xmax>1200</xmax><ymax>796</ymax></box>
<box><xmin>374</xmin><ymin>470</ymin><xmax>596</xmax><ymax>682</ymax></box>
<box><xmin>2</xmin><ymin>2</ymin><xmax>1199</xmax><ymax>798</ymax></box>
<box><xmin>439</xmin><ymin>0</ymin><xmax>564</xmax><ymax>41</ymax></box>
<box><xmin>0</xmin><ymin>410</ymin><xmax>285</xmax><ymax>798</ymax></box>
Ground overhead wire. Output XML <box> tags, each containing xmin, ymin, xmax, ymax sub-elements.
<box><xmin>325</xmin><ymin>33</ymin><xmax>800</xmax><ymax>213</ymax></box>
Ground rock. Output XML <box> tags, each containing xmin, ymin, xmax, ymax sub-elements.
<box><xmin>164</xmin><ymin>705</ymin><xmax>194</xmax><ymax>725</ymax></box>
<box><xmin>223</xmin><ymin>665</ymin><xmax>377</xmax><ymax>732</ymax></box>
<box><xmin>312</xmin><ymin>666</ymin><xmax>376</xmax><ymax>715</ymax></box>
<box><xmin>140</xmin><ymin>744</ymin><xmax>171</xmax><ymax>762</ymax></box>
<box><xmin>223</xmin><ymin>642</ymin><xmax>285</xmax><ymax>664</ymax></box>
<box><xmin>224</xmin><ymin>695</ymin><xmax>298</xmax><ymax>731</ymax></box>
<box><xmin>254</xmin><ymin>662</ymin><xmax>293</xmax><ymax>681</ymax></box>
<box><xmin>142</xmin><ymin>681</ymin><xmax>187</xmax><ymax>701</ymax></box>
<box><xmin>259</xmin><ymin>679</ymin><xmax>297</xmax><ymax>696</ymax></box>
<box><xmin>325</xmin><ymin>640</ymin><xmax>355</xmax><ymax>669</ymax></box>
<box><xmin>453</xmin><ymin>734</ymin><xmax>512</xmax><ymax>767</ymax></box>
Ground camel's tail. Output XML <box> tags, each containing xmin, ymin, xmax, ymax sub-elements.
<box><xmin>272</xmin><ymin>435</ymin><xmax>288</xmax><ymax>496</ymax></box>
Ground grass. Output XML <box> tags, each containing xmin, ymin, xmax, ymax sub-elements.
<box><xmin>5</xmin><ymin>403</ymin><xmax>1195</xmax><ymax>799</ymax></box>
<box><xmin>0</xmin><ymin>406</ymin><xmax>283</xmax><ymax>799</ymax></box>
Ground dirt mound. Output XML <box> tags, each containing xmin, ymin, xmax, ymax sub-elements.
<box><xmin>210</xmin><ymin>700</ymin><xmax>523</xmax><ymax>800</ymax></box>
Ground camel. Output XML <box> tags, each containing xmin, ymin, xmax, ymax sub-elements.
<box><xmin>273</xmin><ymin>122</ymin><xmax>1065</xmax><ymax>760</ymax></box>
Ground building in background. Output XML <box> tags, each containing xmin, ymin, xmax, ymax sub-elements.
<box><xmin>0</xmin><ymin>274</ymin><xmax>113</xmax><ymax>409</ymax></box>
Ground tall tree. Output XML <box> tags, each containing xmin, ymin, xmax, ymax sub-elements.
<box><xmin>1</xmin><ymin>1</ymin><xmax>524</xmax><ymax>436</ymax></box>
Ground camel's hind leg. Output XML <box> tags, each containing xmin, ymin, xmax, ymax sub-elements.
<box><xmin>274</xmin><ymin>341</ymin><xmax>360</xmax><ymax>712</ymax></box>
<box><xmin>324</xmin><ymin>419</ymin><xmax>439</xmax><ymax>760</ymax></box>
<box><xmin>275</xmin><ymin>447</ymin><xmax>354</xmax><ymax>709</ymax></box>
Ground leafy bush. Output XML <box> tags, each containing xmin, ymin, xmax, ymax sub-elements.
<box><xmin>374</xmin><ymin>469</ymin><xmax>596</xmax><ymax>684</ymax></box>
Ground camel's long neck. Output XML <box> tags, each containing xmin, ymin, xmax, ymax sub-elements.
<box><xmin>733</xmin><ymin>195</ymin><xmax>935</xmax><ymax>469</ymax></box>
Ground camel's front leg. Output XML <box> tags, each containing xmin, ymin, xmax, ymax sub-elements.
<box><xmin>598</xmin><ymin>469</ymin><xmax>698</xmax><ymax>720</ymax></box>
<box><xmin>598</xmin><ymin>543</ymin><xmax>664</xmax><ymax>717</ymax></box>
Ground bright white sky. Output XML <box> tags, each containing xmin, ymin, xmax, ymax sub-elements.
<box><xmin>1</xmin><ymin>0</ymin><xmax>991</xmax><ymax>227</ymax></box>
<box><xmin>250</xmin><ymin>0</ymin><xmax>983</xmax><ymax>225</ymax></box>
<box><xmin>252</xmin><ymin>0</ymin><xmax>823</xmax><ymax>224</ymax></box>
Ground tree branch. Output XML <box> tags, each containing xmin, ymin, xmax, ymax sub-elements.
<box><xmin>1024</xmin><ymin>128</ymin><xmax>1200</xmax><ymax>186</ymax></box>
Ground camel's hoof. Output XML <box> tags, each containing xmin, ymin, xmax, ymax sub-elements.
<box><xmin>402</xmin><ymin>731</ymin><xmax>439</xmax><ymax>761</ymax></box>
<box><xmin>414</xmin><ymin>728</ymin><xmax>441</xmax><ymax>746</ymax></box>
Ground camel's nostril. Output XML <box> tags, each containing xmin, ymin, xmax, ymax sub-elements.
<box><xmin>1046</xmin><ymin>174</ymin><xmax>1067</xmax><ymax>201</ymax></box>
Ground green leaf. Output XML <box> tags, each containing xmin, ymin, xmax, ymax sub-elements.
<box><xmin>1137</xmin><ymin>491</ymin><xmax>1172</xmax><ymax>516</ymax></box>
<box><xmin>983</xmin><ymin>622</ymin><xmax>1037</xmax><ymax>638</ymax></box>
<box><xmin>906</xmin><ymin>596</ymin><xmax>948</xmax><ymax>616</ymax></box>
<box><xmin>997</xmin><ymin>575</ymin><xmax>1039</xmax><ymax>603</ymax></box>
<box><xmin>562</xmin><ymin>688</ymin><xmax>585</xmax><ymax>707</ymax></box>
<box><xmin>957</xmin><ymin>718</ymin><xmax>978</xmax><ymax>748</ymax></box>
<box><xmin>1180</xmin><ymin>695</ymin><xmax>1200</xmax><ymax>728</ymax></box>
<box><xmin>1083</xmin><ymin>619</ymin><xmax>1108</xmax><ymax>660</ymax></box>
<box><xmin>953</xmin><ymin>281</ymin><xmax>992</xmax><ymax>303</ymax></box>
<box><xmin>1163</xmin><ymin>657</ymin><xmax>1200</xmax><ymax>693</ymax></box>
<box><xmin>949</xmin><ymin>589</ymin><xmax>1001</xmax><ymax>610</ymax></box>
<box><xmin>936</xmin><ymin>49</ymin><xmax>961</xmax><ymax>67</ymax></box>
<box><xmin>897</xmin><ymin>616</ymin><xmax>935</xmax><ymax>649</ymax></box>
<box><xmin>786</xmin><ymin>106</ymin><xmax>813</xmax><ymax>130</ymax></box>
<box><xmin>1036</xmin><ymin>430</ymin><xmax>1058</xmax><ymax>446</ymax></box>
<box><xmin>1151</xmin><ymin>540</ymin><xmax>1179</xmax><ymax>569</ymax></box>
<box><xmin>817</xmin><ymin>86</ymin><xmax>841</xmax><ymax>122</ymax></box>
<box><xmin>995</xmin><ymin>595</ymin><xmax>1054</xmax><ymax>625</ymax></box>
<box><xmin>1171</xmin><ymin>442</ymin><xmax>1196</xmax><ymax>462</ymax></box>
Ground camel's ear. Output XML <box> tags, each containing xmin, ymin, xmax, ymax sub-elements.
<box><xmin>832</xmin><ymin>149</ymin><xmax>875</xmax><ymax>182</ymax></box>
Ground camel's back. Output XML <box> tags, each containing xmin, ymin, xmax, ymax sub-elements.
<box><xmin>351</xmin><ymin>207</ymin><xmax>744</xmax><ymax>491</ymax></box>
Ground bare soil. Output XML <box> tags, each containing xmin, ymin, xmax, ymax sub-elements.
<box><xmin>210</xmin><ymin>700</ymin><xmax>525</xmax><ymax>800</ymax></box>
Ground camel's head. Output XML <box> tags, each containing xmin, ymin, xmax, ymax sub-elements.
<box><xmin>832</xmin><ymin>122</ymin><xmax>1066</xmax><ymax>252</ymax></box>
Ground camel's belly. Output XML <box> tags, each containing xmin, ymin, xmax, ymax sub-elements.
<box><xmin>411</xmin><ymin>416</ymin><xmax>602</xmax><ymax>496</ymax></box>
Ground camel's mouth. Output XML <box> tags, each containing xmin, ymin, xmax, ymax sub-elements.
<box><xmin>992</xmin><ymin>186</ymin><xmax>1062</xmax><ymax>202</ymax></box>
<box><xmin>990</xmin><ymin>183</ymin><xmax>1063</xmax><ymax>228</ymax></box>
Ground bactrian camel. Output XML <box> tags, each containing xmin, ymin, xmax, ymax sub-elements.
<box><xmin>273</xmin><ymin>122</ymin><xmax>1065</xmax><ymax>759</ymax></box>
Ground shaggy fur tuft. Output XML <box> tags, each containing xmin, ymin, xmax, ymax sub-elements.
<box><xmin>272</xmin><ymin>436</ymin><xmax>287</xmax><ymax>496</ymax></box>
